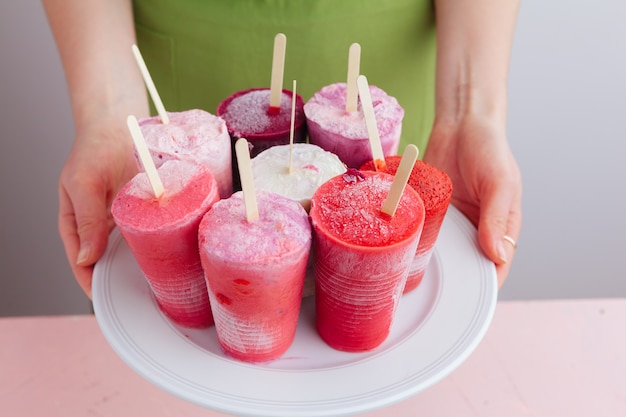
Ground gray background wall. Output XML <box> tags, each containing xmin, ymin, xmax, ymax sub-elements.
<box><xmin>1</xmin><ymin>1</ymin><xmax>625</xmax><ymax>317</ymax></box>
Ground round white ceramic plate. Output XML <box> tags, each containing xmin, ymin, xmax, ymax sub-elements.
<box><xmin>93</xmin><ymin>205</ymin><xmax>497</xmax><ymax>417</ymax></box>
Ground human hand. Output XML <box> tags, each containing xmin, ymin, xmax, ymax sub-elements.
<box><xmin>424</xmin><ymin>116</ymin><xmax>522</xmax><ymax>288</ymax></box>
<box><xmin>58</xmin><ymin>118</ymin><xmax>138</xmax><ymax>298</ymax></box>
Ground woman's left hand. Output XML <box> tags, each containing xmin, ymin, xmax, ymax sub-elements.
<box><xmin>424</xmin><ymin>115</ymin><xmax>522</xmax><ymax>288</ymax></box>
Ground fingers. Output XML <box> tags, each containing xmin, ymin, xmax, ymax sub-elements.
<box><xmin>476</xmin><ymin>170</ymin><xmax>522</xmax><ymax>288</ymax></box>
<box><xmin>58</xmin><ymin>176</ymin><xmax>111</xmax><ymax>299</ymax></box>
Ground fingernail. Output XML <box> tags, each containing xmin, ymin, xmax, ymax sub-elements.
<box><xmin>497</xmin><ymin>240</ymin><xmax>508</xmax><ymax>264</ymax></box>
<box><xmin>76</xmin><ymin>243</ymin><xmax>92</xmax><ymax>266</ymax></box>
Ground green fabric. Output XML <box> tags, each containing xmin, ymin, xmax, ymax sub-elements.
<box><xmin>133</xmin><ymin>0</ymin><xmax>436</xmax><ymax>155</ymax></box>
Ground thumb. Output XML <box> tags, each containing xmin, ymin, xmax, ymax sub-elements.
<box><xmin>72</xmin><ymin>186</ymin><xmax>111</xmax><ymax>268</ymax></box>
<box><xmin>476</xmin><ymin>181</ymin><xmax>522</xmax><ymax>285</ymax></box>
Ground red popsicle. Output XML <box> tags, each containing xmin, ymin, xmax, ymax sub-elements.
<box><xmin>361</xmin><ymin>156</ymin><xmax>452</xmax><ymax>293</ymax></box>
<box><xmin>310</xmin><ymin>169</ymin><xmax>425</xmax><ymax>352</ymax></box>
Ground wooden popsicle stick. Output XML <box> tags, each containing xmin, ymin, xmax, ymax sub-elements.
<box><xmin>288</xmin><ymin>80</ymin><xmax>296</xmax><ymax>174</ymax></box>
<box><xmin>235</xmin><ymin>138</ymin><xmax>260</xmax><ymax>222</ymax></box>
<box><xmin>345</xmin><ymin>43</ymin><xmax>361</xmax><ymax>113</ymax></box>
<box><xmin>269</xmin><ymin>33</ymin><xmax>287</xmax><ymax>114</ymax></box>
<box><xmin>126</xmin><ymin>115</ymin><xmax>165</xmax><ymax>198</ymax></box>
<box><xmin>381</xmin><ymin>144</ymin><xmax>419</xmax><ymax>217</ymax></box>
<box><xmin>131</xmin><ymin>44</ymin><xmax>169</xmax><ymax>125</ymax></box>
<box><xmin>357</xmin><ymin>75</ymin><xmax>386</xmax><ymax>171</ymax></box>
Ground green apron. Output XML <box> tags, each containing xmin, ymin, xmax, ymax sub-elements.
<box><xmin>133</xmin><ymin>0</ymin><xmax>436</xmax><ymax>155</ymax></box>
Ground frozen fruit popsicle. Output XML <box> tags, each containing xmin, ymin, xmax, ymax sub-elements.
<box><xmin>198</xmin><ymin>190</ymin><xmax>311</xmax><ymax>363</ymax></box>
<box><xmin>304</xmin><ymin>82</ymin><xmax>403</xmax><ymax>169</ymax></box>
<box><xmin>217</xmin><ymin>88</ymin><xmax>307</xmax><ymax>158</ymax></box>
<box><xmin>137</xmin><ymin>109</ymin><xmax>233</xmax><ymax>199</ymax></box>
<box><xmin>111</xmin><ymin>159</ymin><xmax>220</xmax><ymax>328</ymax></box>
<box><xmin>361</xmin><ymin>156</ymin><xmax>452</xmax><ymax>293</ymax></box>
<box><xmin>310</xmin><ymin>169</ymin><xmax>425</xmax><ymax>352</ymax></box>
<box><xmin>251</xmin><ymin>143</ymin><xmax>346</xmax><ymax>212</ymax></box>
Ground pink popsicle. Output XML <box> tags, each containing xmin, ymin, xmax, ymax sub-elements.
<box><xmin>137</xmin><ymin>109</ymin><xmax>233</xmax><ymax>199</ymax></box>
<box><xmin>111</xmin><ymin>160</ymin><xmax>220</xmax><ymax>328</ymax></box>
<box><xmin>361</xmin><ymin>156</ymin><xmax>453</xmax><ymax>293</ymax></box>
<box><xmin>310</xmin><ymin>169</ymin><xmax>425</xmax><ymax>352</ymax></box>
<box><xmin>198</xmin><ymin>190</ymin><xmax>311</xmax><ymax>362</ymax></box>
<box><xmin>304</xmin><ymin>82</ymin><xmax>403</xmax><ymax>168</ymax></box>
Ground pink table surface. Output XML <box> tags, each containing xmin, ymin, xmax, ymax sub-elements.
<box><xmin>1</xmin><ymin>298</ymin><xmax>624</xmax><ymax>417</ymax></box>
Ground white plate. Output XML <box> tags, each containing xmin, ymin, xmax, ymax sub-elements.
<box><xmin>93</xmin><ymin>205</ymin><xmax>497</xmax><ymax>417</ymax></box>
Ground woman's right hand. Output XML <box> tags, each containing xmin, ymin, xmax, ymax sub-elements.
<box><xmin>43</xmin><ymin>0</ymin><xmax>149</xmax><ymax>298</ymax></box>
<box><xmin>58</xmin><ymin>117</ymin><xmax>138</xmax><ymax>298</ymax></box>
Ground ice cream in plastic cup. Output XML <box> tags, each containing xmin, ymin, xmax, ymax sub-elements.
<box><xmin>111</xmin><ymin>159</ymin><xmax>220</xmax><ymax>328</ymax></box>
<box><xmin>198</xmin><ymin>190</ymin><xmax>311</xmax><ymax>362</ymax></box>
<box><xmin>310</xmin><ymin>169</ymin><xmax>425</xmax><ymax>352</ymax></box>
